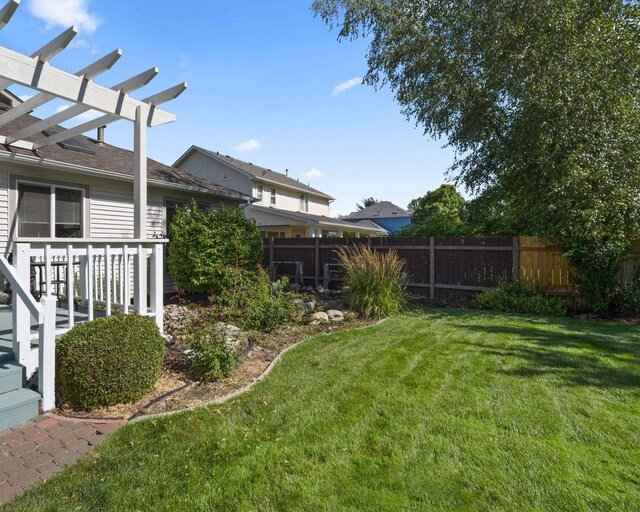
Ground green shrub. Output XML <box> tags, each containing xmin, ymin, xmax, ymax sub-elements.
<box><xmin>215</xmin><ymin>269</ymin><xmax>300</xmax><ymax>331</ymax></box>
<box><xmin>168</xmin><ymin>202</ymin><xmax>263</xmax><ymax>294</ymax></box>
<box><xmin>337</xmin><ymin>245</ymin><xmax>408</xmax><ymax>319</ymax></box>
<box><xmin>56</xmin><ymin>314</ymin><xmax>165</xmax><ymax>410</ymax></box>
<box><xmin>473</xmin><ymin>279</ymin><xmax>566</xmax><ymax>316</ymax></box>
<box><xmin>188</xmin><ymin>328</ymin><xmax>237</xmax><ymax>382</ymax></box>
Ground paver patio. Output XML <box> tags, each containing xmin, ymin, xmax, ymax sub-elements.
<box><xmin>0</xmin><ymin>414</ymin><xmax>123</xmax><ymax>504</ymax></box>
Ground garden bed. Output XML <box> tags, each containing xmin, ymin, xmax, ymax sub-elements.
<box><xmin>55</xmin><ymin>305</ymin><xmax>370</xmax><ymax>421</ymax></box>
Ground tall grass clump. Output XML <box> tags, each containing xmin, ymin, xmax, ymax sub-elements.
<box><xmin>337</xmin><ymin>245</ymin><xmax>408</xmax><ymax>319</ymax></box>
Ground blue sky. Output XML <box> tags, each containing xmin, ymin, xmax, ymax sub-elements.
<box><xmin>4</xmin><ymin>0</ymin><xmax>456</xmax><ymax>216</ymax></box>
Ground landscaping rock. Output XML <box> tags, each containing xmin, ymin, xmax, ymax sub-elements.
<box><xmin>341</xmin><ymin>286</ymin><xmax>351</xmax><ymax>294</ymax></box>
<box><xmin>302</xmin><ymin>301</ymin><xmax>316</xmax><ymax>313</ymax></box>
<box><xmin>310</xmin><ymin>312</ymin><xmax>329</xmax><ymax>324</ymax></box>
<box><xmin>326</xmin><ymin>309</ymin><xmax>344</xmax><ymax>322</ymax></box>
<box><xmin>344</xmin><ymin>311</ymin><xmax>358</xmax><ymax>321</ymax></box>
<box><xmin>315</xmin><ymin>285</ymin><xmax>325</xmax><ymax>293</ymax></box>
<box><xmin>0</xmin><ymin>290</ymin><xmax>10</xmax><ymax>304</ymax></box>
<box><xmin>215</xmin><ymin>322</ymin><xmax>249</xmax><ymax>351</ymax></box>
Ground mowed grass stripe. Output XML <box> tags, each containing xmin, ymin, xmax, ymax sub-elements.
<box><xmin>4</xmin><ymin>310</ymin><xmax>640</xmax><ymax>511</ymax></box>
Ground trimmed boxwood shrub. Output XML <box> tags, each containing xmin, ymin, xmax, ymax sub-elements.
<box><xmin>56</xmin><ymin>314</ymin><xmax>165</xmax><ymax>411</ymax></box>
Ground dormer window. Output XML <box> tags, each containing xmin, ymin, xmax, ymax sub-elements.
<box><xmin>270</xmin><ymin>188</ymin><xmax>276</xmax><ymax>206</ymax></box>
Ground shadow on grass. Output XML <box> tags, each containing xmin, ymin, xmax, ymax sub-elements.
<box><xmin>412</xmin><ymin>307</ymin><xmax>640</xmax><ymax>391</ymax></box>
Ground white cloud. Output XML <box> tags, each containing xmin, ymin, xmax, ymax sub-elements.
<box><xmin>233</xmin><ymin>139</ymin><xmax>262</xmax><ymax>152</ymax></box>
<box><xmin>332</xmin><ymin>77</ymin><xmax>362</xmax><ymax>96</ymax></box>
<box><xmin>28</xmin><ymin>0</ymin><xmax>101</xmax><ymax>34</ymax></box>
<box><xmin>303</xmin><ymin>168</ymin><xmax>324</xmax><ymax>179</ymax></box>
<box><xmin>55</xmin><ymin>104</ymin><xmax>102</xmax><ymax>124</ymax></box>
<box><xmin>69</xmin><ymin>38</ymin><xmax>99</xmax><ymax>55</ymax></box>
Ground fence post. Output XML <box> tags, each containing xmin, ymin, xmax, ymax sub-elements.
<box><xmin>429</xmin><ymin>237</ymin><xmax>435</xmax><ymax>299</ymax></box>
<box><xmin>314</xmin><ymin>237</ymin><xmax>320</xmax><ymax>287</ymax></box>
<box><xmin>268</xmin><ymin>238</ymin><xmax>274</xmax><ymax>280</ymax></box>
<box><xmin>150</xmin><ymin>243</ymin><xmax>164</xmax><ymax>333</ymax></box>
<box><xmin>12</xmin><ymin>243</ymin><xmax>31</xmax><ymax>370</ymax></box>
<box><xmin>512</xmin><ymin>236</ymin><xmax>520</xmax><ymax>280</ymax></box>
<box><xmin>38</xmin><ymin>296</ymin><xmax>57</xmax><ymax>411</ymax></box>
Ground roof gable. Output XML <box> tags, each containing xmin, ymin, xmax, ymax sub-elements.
<box><xmin>177</xmin><ymin>146</ymin><xmax>335</xmax><ymax>201</ymax></box>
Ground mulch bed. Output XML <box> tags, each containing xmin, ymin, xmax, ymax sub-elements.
<box><xmin>55</xmin><ymin>313</ymin><xmax>371</xmax><ymax>421</ymax></box>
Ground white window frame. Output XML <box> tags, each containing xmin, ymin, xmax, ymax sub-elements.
<box><xmin>256</xmin><ymin>184</ymin><xmax>263</xmax><ymax>203</ymax></box>
<box><xmin>299</xmin><ymin>194</ymin><xmax>309</xmax><ymax>213</ymax></box>
<box><xmin>14</xmin><ymin>178</ymin><xmax>87</xmax><ymax>239</ymax></box>
<box><xmin>270</xmin><ymin>188</ymin><xmax>277</xmax><ymax>206</ymax></box>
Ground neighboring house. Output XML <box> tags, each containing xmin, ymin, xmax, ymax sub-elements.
<box><xmin>174</xmin><ymin>146</ymin><xmax>383</xmax><ymax>237</ymax></box>
<box><xmin>343</xmin><ymin>201</ymin><xmax>412</xmax><ymax>234</ymax></box>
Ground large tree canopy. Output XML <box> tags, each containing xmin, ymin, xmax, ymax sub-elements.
<box><xmin>313</xmin><ymin>0</ymin><xmax>640</xmax><ymax>249</ymax></box>
<box><xmin>403</xmin><ymin>184</ymin><xmax>469</xmax><ymax>236</ymax></box>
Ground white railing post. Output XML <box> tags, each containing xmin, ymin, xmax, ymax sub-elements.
<box><xmin>135</xmin><ymin>244</ymin><xmax>147</xmax><ymax>314</ymax></box>
<box><xmin>12</xmin><ymin>243</ymin><xmax>31</xmax><ymax>369</ymax></box>
<box><xmin>149</xmin><ymin>243</ymin><xmax>163</xmax><ymax>333</ymax></box>
<box><xmin>79</xmin><ymin>253</ymin><xmax>88</xmax><ymax>307</ymax></box>
<box><xmin>38</xmin><ymin>296</ymin><xmax>57</xmax><ymax>411</ymax></box>
<box><xmin>66</xmin><ymin>244</ymin><xmax>74</xmax><ymax>329</ymax></box>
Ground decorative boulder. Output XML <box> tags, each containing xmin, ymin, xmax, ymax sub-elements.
<box><xmin>326</xmin><ymin>309</ymin><xmax>344</xmax><ymax>322</ymax></box>
<box><xmin>302</xmin><ymin>301</ymin><xmax>316</xmax><ymax>313</ymax></box>
<box><xmin>310</xmin><ymin>311</ymin><xmax>329</xmax><ymax>324</ymax></box>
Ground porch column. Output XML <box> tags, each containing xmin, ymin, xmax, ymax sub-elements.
<box><xmin>134</xmin><ymin>104</ymin><xmax>148</xmax><ymax>314</ymax></box>
<box><xmin>309</xmin><ymin>226</ymin><xmax>315</xmax><ymax>238</ymax></box>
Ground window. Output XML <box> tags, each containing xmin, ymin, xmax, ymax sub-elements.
<box><xmin>17</xmin><ymin>183</ymin><xmax>83</xmax><ymax>238</ymax></box>
<box><xmin>256</xmin><ymin>184</ymin><xmax>263</xmax><ymax>202</ymax></box>
<box><xmin>270</xmin><ymin>188</ymin><xmax>276</xmax><ymax>206</ymax></box>
<box><xmin>299</xmin><ymin>194</ymin><xmax>308</xmax><ymax>212</ymax></box>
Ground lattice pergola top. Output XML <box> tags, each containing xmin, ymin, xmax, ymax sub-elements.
<box><xmin>0</xmin><ymin>0</ymin><xmax>187</xmax><ymax>152</ymax></box>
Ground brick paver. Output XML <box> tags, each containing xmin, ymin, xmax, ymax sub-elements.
<box><xmin>0</xmin><ymin>413</ymin><xmax>124</xmax><ymax>505</ymax></box>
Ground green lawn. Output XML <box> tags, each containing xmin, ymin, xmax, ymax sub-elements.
<box><xmin>5</xmin><ymin>309</ymin><xmax>640</xmax><ymax>511</ymax></box>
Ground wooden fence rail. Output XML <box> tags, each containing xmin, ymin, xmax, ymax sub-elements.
<box><xmin>263</xmin><ymin>236</ymin><xmax>640</xmax><ymax>298</ymax></box>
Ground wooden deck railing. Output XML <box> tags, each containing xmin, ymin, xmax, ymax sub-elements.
<box><xmin>8</xmin><ymin>239</ymin><xmax>166</xmax><ymax>411</ymax></box>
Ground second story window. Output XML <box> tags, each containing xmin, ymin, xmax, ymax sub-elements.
<box><xmin>299</xmin><ymin>194</ymin><xmax>308</xmax><ymax>212</ymax></box>
<box><xmin>256</xmin><ymin>184</ymin><xmax>263</xmax><ymax>202</ymax></box>
<box><xmin>270</xmin><ymin>188</ymin><xmax>276</xmax><ymax>206</ymax></box>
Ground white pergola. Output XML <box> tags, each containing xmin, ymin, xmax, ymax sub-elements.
<box><xmin>0</xmin><ymin>0</ymin><xmax>188</xmax><ymax>410</ymax></box>
<box><xmin>0</xmin><ymin>0</ymin><xmax>186</xmax><ymax>236</ymax></box>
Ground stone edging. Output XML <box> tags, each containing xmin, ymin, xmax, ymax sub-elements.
<box><xmin>129</xmin><ymin>318</ymin><xmax>387</xmax><ymax>424</ymax></box>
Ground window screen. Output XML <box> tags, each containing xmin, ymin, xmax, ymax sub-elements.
<box><xmin>17</xmin><ymin>184</ymin><xmax>51</xmax><ymax>237</ymax></box>
<box><xmin>55</xmin><ymin>188</ymin><xmax>82</xmax><ymax>238</ymax></box>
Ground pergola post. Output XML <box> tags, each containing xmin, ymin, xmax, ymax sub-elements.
<box><xmin>134</xmin><ymin>104</ymin><xmax>148</xmax><ymax>314</ymax></box>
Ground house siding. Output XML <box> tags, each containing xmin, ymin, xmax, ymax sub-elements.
<box><xmin>177</xmin><ymin>151</ymin><xmax>253</xmax><ymax>196</ymax></box>
<box><xmin>0</xmin><ymin>160</ymin><xmax>243</xmax><ymax>294</ymax></box>
<box><xmin>252</xmin><ymin>181</ymin><xmax>330</xmax><ymax>216</ymax></box>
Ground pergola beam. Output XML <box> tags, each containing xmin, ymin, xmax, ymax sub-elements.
<box><xmin>0</xmin><ymin>25</ymin><xmax>77</xmax><ymax>92</ymax></box>
<box><xmin>0</xmin><ymin>0</ymin><xmax>19</xmax><ymax>31</ymax></box>
<box><xmin>0</xmin><ymin>49</ymin><xmax>122</xmax><ymax>132</ymax></box>
<box><xmin>33</xmin><ymin>82</ymin><xmax>187</xmax><ymax>149</ymax></box>
<box><xmin>5</xmin><ymin>67</ymin><xmax>158</xmax><ymax>144</ymax></box>
<box><xmin>0</xmin><ymin>45</ymin><xmax>176</xmax><ymax>126</ymax></box>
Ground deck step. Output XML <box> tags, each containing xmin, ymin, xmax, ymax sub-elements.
<box><xmin>0</xmin><ymin>388</ymin><xmax>40</xmax><ymax>432</ymax></box>
<box><xmin>0</xmin><ymin>361</ymin><xmax>26</xmax><ymax>395</ymax></box>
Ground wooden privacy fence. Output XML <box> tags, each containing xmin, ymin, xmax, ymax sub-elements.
<box><xmin>264</xmin><ymin>236</ymin><xmax>640</xmax><ymax>298</ymax></box>
<box><xmin>264</xmin><ymin>237</ymin><xmax>517</xmax><ymax>300</ymax></box>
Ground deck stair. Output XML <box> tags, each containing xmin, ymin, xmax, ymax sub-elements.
<box><xmin>0</xmin><ymin>351</ymin><xmax>40</xmax><ymax>432</ymax></box>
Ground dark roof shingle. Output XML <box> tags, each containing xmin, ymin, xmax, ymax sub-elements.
<box><xmin>343</xmin><ymin>201</ymin><xmax>411</xmax><ymax>220</ymax></box>
<box><xmin>0</xmin><ymin>105</ymin><xmax>250</xmax><ymax>201</ymax></box>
